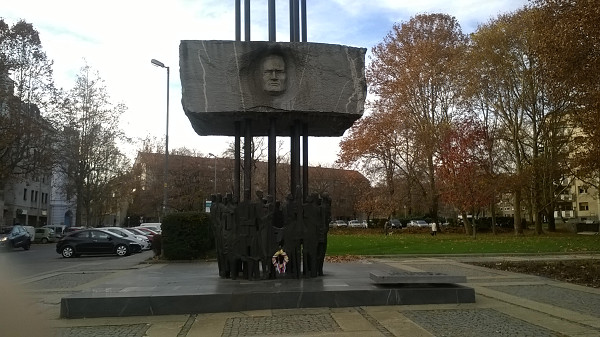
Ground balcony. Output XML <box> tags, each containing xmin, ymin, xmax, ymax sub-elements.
<box><xmin>559</xmin><ymin>194</ymin><xmax>573</xmax><ymax>201</ymax></box>
<box><xmin>554</xmin><ymin>210</ymin><xmax>574</xmax><ymax>218</ymax></box>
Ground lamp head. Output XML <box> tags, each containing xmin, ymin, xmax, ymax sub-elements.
<box><xmin>151</xmin><ymin>59</ymin><xmax>166</xmax><ymax>68</ymax></box>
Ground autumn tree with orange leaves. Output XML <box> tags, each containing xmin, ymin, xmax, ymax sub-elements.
<box><xmin>338</xmin><ymin>105</ymin><xmax>421</xmax><ymax>218</ymax></box>
<box><xmin>340</xmin><ymin>13</ymin><xmax>468</xmax><ymax>221</ymax></box>
<box><xmin>438</xmin><ymin>117</ymin><xmax>495</xmax><ymax>235</ymax></box>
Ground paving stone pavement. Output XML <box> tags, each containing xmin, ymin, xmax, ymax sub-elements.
<box><xmin>403</xmin><ymin>308</ymin><xmax>567</xmax><ymax>337</ymax></box>
<box><xmin>15</xmin><ymin>253</ymin><xmax>600</xmax><ymax>336</ymax></box>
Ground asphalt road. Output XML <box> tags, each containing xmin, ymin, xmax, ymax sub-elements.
<box><xmin>0</xmin><ymin>242</ymin><xmax>151</xmax><ymax>281</ymax></box>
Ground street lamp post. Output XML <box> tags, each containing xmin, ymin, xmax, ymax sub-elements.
<box><xmin>151</xmin><ymin>58</ymin><xmax>170</xmax><ymax>218</ymax></box>
<box><xmin>209</xmin><ymin>153</ymin><xmax>217</xmax><ymax>194</ymax></box>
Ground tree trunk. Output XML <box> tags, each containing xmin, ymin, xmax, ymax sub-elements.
<box><xmin>462</xmin><ymin>211</ymin><xmax>472</xmax><ymax>236</ymax></box>
<box><xmin>428</xmin><ymin>155</ymin><xmax>438</xmax><ymax>220</ymax></box>
<box><xmin>546</xmin><ymin>200</ymin><xmax>556</xmax><ymax>232</ymax></box>
<box><xmin>513</xmin><ymin>134</ymin><xmax>524</xmax><ymax>234</ymax></box>
<box><xmin>491</xmin><ymin>200</ymin><xmax>497</xmax><ymax>235</ymax></box>
<box><xmin>513</xmin><ymin>189</ymin><xmax>523</xmax><ymax>234</ymax></box>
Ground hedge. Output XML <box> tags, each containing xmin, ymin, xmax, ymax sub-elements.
<box><xmin>161</xmin><ymin>211</ymin><xmax>214</xmax><ymax>260</ymax></box>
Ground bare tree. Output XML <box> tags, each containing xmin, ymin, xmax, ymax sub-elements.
<box><xmin>55</xmin><ymin>63</ymin><xmax>130</xmax><ymax>226</ymax></box>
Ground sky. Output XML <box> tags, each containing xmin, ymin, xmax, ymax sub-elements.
<box><xmin>4</xmin><ymin>0</ymin><xmax>528</xmax><ymax>166</ymax></box>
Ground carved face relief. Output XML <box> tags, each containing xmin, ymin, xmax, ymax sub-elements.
<box><xmin>261</xmin><ymin>54</ymin><xmax>286</xmax><ymax>95</ymax></box>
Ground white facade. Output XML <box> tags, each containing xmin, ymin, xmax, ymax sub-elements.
<box><xmin>48</xmin><ymin>168</ymin><xmax>76</xmax><ymax>227</ymax></box>
<box><xmin>2</xmin><ymin>175</ymin><xmax>51</xmax><ymax>227</ymax></box>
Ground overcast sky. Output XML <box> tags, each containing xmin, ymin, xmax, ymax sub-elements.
<box><xmin>4</xmin><ymin>0</ymin><xmax>528</xmax><ymax>165</ymax></box>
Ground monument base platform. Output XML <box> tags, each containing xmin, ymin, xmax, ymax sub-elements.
<box><xmin>60</xmin><ymin>261</ymin><xmax>475</xmax><ymax>318</ymax></box>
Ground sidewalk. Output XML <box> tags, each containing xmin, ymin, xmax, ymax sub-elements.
<box><xmin>21</xmin><ymin>253</ymin><xmax>600</xmax><ymax>336</ymax></box>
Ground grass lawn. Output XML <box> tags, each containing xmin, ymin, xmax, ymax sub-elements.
<box><xmin>325</xmin><ymin>228</ymin><xmax>600</xmax><ymax>256</ymax></box>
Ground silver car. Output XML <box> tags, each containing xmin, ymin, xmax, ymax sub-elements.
<box><xmin>407</xmin><ymin>220</ymin><xmax>429</xmax><ymax>228</ymax></box>
<box><xmin>103</xmin><ymin>227</ymin><xmax>151</xmax><ymax>250</ymax></box>
<box><xmin>348</xmin><ymin>220</ymin><xmax>367</xmax><ymax>228</ymax></box>
<box><xmin>329</xmin><ymin>220</ymin><xmax>348</xmax><ymax>228</ymax></box>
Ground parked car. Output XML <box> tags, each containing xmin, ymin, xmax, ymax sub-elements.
<box><xmin>63</xmin><ymin>226</ymin><xmax>85</xmax><ymax>235</ymax></box>
<box><xmin>103</xmin><ymin>227</ymin><xmax>151</xmax><ymax>250</ymax></box>
<box><xmin>43</xmin><ymin>224</ymin><xmax>67</xmax><ymax>238</ymax></box>
<box><xmin>407</xmin><ymin>220</ymin><xmax>429</xmax><ymax>228</ymax></box>
<box><xmin>134</xmin><ymin>226</ymin><xmax>159</xmax><ymax>236</ymax></box>
<box><xmin>127</xmin><ymin>227</ymin><xmax>154</xmax><ymax>245</ymax></box>
<box><xmin>120</xmin><ymin>227</ymin><xmax>153</xmax><ymax>250</ymax></box>
<box><xmin>23</xmin><ymin>225</ymin><xmax>35</xmax><ymax>240</ymax></box>
<box><xmin>0</xmin><ymin>225</ymin><xmax>32</xmax><ymax>250</ymax></box>
<box><xmin>329</xmin><ymin>220</ymin><xmax>347</xmax><ymax>228</ymax></box>
<box><xmin>348</xmin><ymin>220</ymin><xmax>367</xmax><ymax>228</ymax></box>
<box><xmin>56</xmin><ymin>228</ymin><xmax>142</xmax><ymax>258</ymax></box>
<box><xmin>139</xmin><ymin>223</ymin><xmax>162</xmax><ymax>234</ymax></box>
<box><xmin>35</xmin><ymin>227</ymin><xmax>57</xmax><ymax>243</ymax></box>
<box><xmin>386</xmin><ymin>219</ymin><xmax>402</xmax><ymax>229</ymax></box>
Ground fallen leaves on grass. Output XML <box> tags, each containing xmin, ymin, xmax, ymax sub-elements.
<box><xmin>325</xmin><ymin>255</ymin><xmax>363</xmax><ymax>263</ymax></box>
<box><xmin>470</xmin><ymin>259</ymin><xmax>600</xmax><ymax>288</ymax></box>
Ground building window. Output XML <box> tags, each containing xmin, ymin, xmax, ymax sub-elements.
<box><xmin>34</xmin><ymin>191</ymin><xmax>38</xmax><ymax>202</ymax></box>
<box><xmin>31</xmin><ymin>190</ymin><xmax>35</xmax><ymax>202</ymax></box>
<box><xmin>579</xmin><ymin>202</ymin><xmax>589</xmax><ymax>211</ymax></box>
<box><xmin>23</xmin><ymin>188</ymin><xmax>27</xmax><ymax>201</ymax></box>
<box><xmin>579</xmin><ymin>186</ymin><xmax>588</xmax><ymax>194</ymax></box>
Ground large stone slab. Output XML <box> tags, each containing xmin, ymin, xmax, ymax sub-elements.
<box><xmin>179</xmin><ymin>40</ymin><xmax>367</xmax><ymax>137</ymax></box>
<box><xmin>59</xmin><ymin>261</ymin><xmax>475</xmax><ymax>318</ymax></box>
<box><xmin>370</xmin><ymin>271</ymin><xmax>467</xmax><ymax>284</ymax></box>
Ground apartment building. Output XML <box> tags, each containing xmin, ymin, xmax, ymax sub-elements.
<box><xmin>1</xmin><ymin>175</ymin><xmax>51</xmax><ymax>227</ymax></box>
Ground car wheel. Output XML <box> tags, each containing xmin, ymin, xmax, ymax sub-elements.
<box><xmin>23</xmin><ymin>240</ymin><xmax>31</xmax><ymax>250</ymax></box>
<box><xmin>61</xmin><ymin>246</ymin><xmax>75</xmax><ymax>258</ymax></box>
<box><xmin>115</xmin><ymin>244</ymin><xmax>129</xmax><ymax>257</ymax></box>
<box><xmin>41</xmin><ymin>237</ymin><xmax>48</xmax><ymax>244</ymax></box>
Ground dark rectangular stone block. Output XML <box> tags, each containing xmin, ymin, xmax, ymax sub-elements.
<box><xmin>61</xmin><ymin>285</ymin><xmax>475</xmax><ymax>318</ymax></box>
<box><xmin>179</xmin><ymin>40</ymin><xmax>367</xmax><ymax>137</ymax></box>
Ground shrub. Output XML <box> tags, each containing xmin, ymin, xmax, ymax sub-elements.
<box><xmin>161</xmin><ymin>212</ymin><xmax>214</xmax><ymax>260</ymax></box>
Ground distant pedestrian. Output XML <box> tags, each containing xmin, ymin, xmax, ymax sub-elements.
<box><xmin>431</xmin><ymin>222</ymin><xmax>438</xmax><ymax>236</ymax></box>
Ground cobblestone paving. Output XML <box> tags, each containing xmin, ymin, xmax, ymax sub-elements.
<box><xmin>402</xmin><ymin>308</ymin><xmax>566</xmax><ymax>337</ymax></box>
<box><xmin>28</xmin><ymin>272</ymin><xmax>109</xmax><ymax>289</ymax></box>
<box><xmin>488</xmin><ymin>284</ymin><xmax>600</xmax><ymax>317</ymax></box>
<box><xmin>54</xmin><ymin>324</ymin><xmax>149</xmax><ymax>337</ymax></box>
<box><xmin>221</xmin><ymin>314</ymin><xmax>341</xmax><ymax>336</ymax></box>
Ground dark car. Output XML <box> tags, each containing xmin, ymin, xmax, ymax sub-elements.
<box><xmin>56</xmin><ymin>229</ymin><xmax>142</xmax><ymax>258</ymax></box>
<box><xmin>386</xmin><ymin>219</ymin><xmax>402</xmax><ymax>229</ymax></box>
<box><xmin>0</xmin><ymin>225</ymin><xmax>32</xmax><ymax>250</ymax></box>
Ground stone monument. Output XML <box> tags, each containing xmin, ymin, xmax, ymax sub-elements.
<box><xmin>179</xmin><ymin>0</ymin><xmax>366</xmax><ymax>280</ymax></box>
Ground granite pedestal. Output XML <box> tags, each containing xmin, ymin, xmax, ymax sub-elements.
<box><xmin>60</xmin><ymin>261</ymin><xmax>475</xmax><ymax>318</ymax></box>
